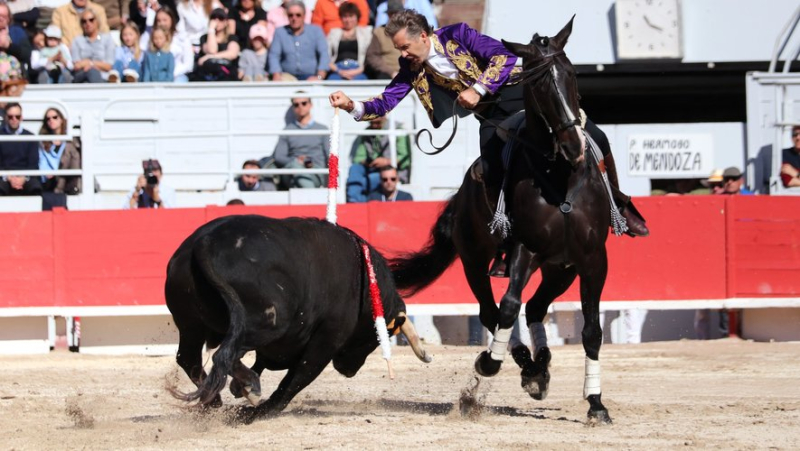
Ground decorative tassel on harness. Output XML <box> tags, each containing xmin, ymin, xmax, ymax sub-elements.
<box><xmin>584</xmin><ymin>132</ymin><xmax>628</xmax><ymax>236</ymax></box>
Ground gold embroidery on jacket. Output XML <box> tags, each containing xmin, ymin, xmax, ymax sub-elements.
<box><xmin>478</xmin><ymin>54</ymin><xmax>508</xmax><ymax>86</ymax></box>
<box><xmin>445</xmin><ymin>40</ymin><xmax>481</xmax><ymax>80</ymax></box>
<box><xmin>412</xmin><ymin>72</ymin><xmax>433</xmax><ymax>116</ymax></box>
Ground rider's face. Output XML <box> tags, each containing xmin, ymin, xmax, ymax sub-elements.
<box><xmin>393</xmin><ymin>28</ymin><xmax>429</xmax><ymax>64</ymax></box>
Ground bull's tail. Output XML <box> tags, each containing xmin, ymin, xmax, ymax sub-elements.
<box><xmin>182</xmin><ymin>236</ymin><xmax>247</xmax><ymax>406</ymax></box>
<box><xmin>390</xmin><ymin>196</ymin><xmax>458</xmax><ymax>296</ymax></box>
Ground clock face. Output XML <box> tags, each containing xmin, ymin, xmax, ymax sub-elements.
<box><xmin>616</xmin><ymin>0</ymin><xmax>683</xmax><ymax>59</ymax></box>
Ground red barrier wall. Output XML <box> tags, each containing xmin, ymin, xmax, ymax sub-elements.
<box><xmin>1</xmin><ymin>196</ymin><xmax>798</xmax><ymax>309</ymax></box>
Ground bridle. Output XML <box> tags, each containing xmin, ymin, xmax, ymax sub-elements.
<box><xmin>416</xmin><ymin>46</ymin><xmax>581</xmax><ymax>155</ymax></box>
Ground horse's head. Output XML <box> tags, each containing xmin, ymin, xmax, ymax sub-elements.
<box><xmin>502</xmin><ymin>16</ymin><xmax>585</xmax><ymax>167</ymax></box>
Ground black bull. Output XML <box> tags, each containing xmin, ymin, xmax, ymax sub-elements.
<box><xmin>165</xmin><ymin>215</ymin><xmax>431</xmax><ymax>419</ymax></box>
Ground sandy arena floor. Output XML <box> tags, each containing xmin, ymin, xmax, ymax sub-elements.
<box><xmin>1</xmin><ymin>339</ymin><xmax>798</xmax><ymax>450</ymax></box>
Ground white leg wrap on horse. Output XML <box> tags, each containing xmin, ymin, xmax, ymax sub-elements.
<box><xmin>529</xmin><ymin>322</ymin><xmax>548</xmax><ymax>357</ymax></box>
<box><xmin>489</xmin><ymin>327</ymin><xmax>513</xmax><ymax>361</ymax></box>
<box><xmin>583</xmin><ymin>357</ymin><xmax>601</xmax><ymax>399</ymax></box>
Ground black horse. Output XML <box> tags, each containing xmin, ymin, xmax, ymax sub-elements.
<box><xmin>391</xmin><ymin>18</ymin><xmax>614</xmax><ymax>424</ymax></box>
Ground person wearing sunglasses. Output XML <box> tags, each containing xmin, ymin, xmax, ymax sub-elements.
<box><xmin>70</xmin><ymin>9</ymin><xmax>115</xmax><ymax>83</ymax></box>
<box><xmin>38</xmin><ymin>108</ymin><xmax>81</xmax><ymax>195</ymax></box>
<box><xmin>265</xmin><ymin>0</ymin><xmax>312</xmax><ymax>46</ymax></box>
<box><xmin>51</xmin><ymin>0</ymin><xmax>110</xmax><ymax>48</ymax></box>
<box><xmin>367</xmin><ymin>166</ymin><xmax>412</xmax><ymax>202</ymax></box>
<box><xmin>780</xmin><ymin>125</ymin><xmax>800</xmax><ymax>188</ymax></box>
<box><xmin>271</xmin><ymin>93</ymin><xmax>330</xmax><ymax>188</ymax></box>
<box><xmin>268</xmin><ymin>1</ymin><xmax>329</xmax><ymax>81</ymax></box>
<box><xmin>0</xmin><ymin>103</ymin><xmax>42</xmax><ymax>196</ymax></box>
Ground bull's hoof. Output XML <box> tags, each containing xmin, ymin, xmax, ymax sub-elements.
<box><xmin>245</xmin><ymin>386</ymin><xmax>262</xmax><ymax>406</ymax></box>
<box><xmin>586</xmin><ymin>394</ymin><xmax>612</xmax><ymax>426</ymax></box>
<box><xmin>230</xmin><ymin>378</ymin><xmax>245</xmax><ymax>398</ymax></box>
<box><xmin>474</xmin><ymin>351</ymin><xmax>502</xmax><ymax>377</ymax></box>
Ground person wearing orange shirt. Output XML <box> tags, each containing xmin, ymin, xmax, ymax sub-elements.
<box><xmin>311</xmin><ymin>0</ymin><xmax>369</xmax><ymax>35</ymax></box>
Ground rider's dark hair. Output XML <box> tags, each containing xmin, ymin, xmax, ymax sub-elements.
<box><xmin>385</xmin><ymin>9</ymin><xmax>431</xmax><ymax>39</ymax></box>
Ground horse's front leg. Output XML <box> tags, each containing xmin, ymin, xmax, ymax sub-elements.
<box><xmin>579</xmin><ymin>250</ymin><xmax>612</xmax><ymax>425</ymax></box>
<box><xmin>475</xmin><ymin>243</ymin><xmax>536</xmax><ymax>377</ymax></box>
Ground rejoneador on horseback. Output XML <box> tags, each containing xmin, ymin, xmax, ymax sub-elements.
<box><xmin>328</xmin><ymin>10</ymin><xmax>648</xmax><ymax>277</ymax></box>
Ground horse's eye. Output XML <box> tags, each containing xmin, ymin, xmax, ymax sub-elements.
<box><xmin>539</xmin><ymin>37</ymin><xmax>549</xmax><ymax>47</ymax></box>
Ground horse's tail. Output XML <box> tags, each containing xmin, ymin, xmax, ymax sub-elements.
<box><xmin>390</xmin><ymin>197</ymin><xmax>458</xmax><ymax>296</ymax></box>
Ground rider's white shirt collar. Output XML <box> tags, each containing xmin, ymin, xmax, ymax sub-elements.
<box><xmin>424</xmin><ymin>37</ymin><xmax>459</xmax><ymax>80</ymax></box>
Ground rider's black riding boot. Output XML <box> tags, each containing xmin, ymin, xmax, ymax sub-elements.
<box><xmin>604</xmin><ymin>153</ymin><xmax>649</xmax><ymax>237</ymax></box>
<box><xmin>480</xmin><ymin>156</ymin><xmax>511</xmax><ymax>278</ymax></box>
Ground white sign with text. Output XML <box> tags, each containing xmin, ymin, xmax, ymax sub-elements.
<box><xmin>626</xmin><ymin>134</ymin><xmax>714</xmax><ymax>178</ymax></box>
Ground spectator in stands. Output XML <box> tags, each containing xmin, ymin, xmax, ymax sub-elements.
<box><xmin>0</xmin><ymin>103</ymin><xmax>41</xmax><ymax>196</ymax></box>
<box><xmin>239</xmin><ymin>23</ymin><xmax>268</xmax><ymax>81</ymax></box>
<box><xmin>141</xmin><ymin>27</ymin><xmax>175</xmax><ymax>81</ymax></box>
<box><xmin>364</xmin><ymin>0</ymin><xmax>402</xmax><ymax>79</ymax></box>
<box><xmin>108</xmin><ymin>22</ymin><xmax>144</xmax><ymax>83</ymax></box>
<box><xmin>701</xmin><ymin>168</ymin><xmax>724</xmax><ymax>195</ymax></box>
<box><xmin>780</xmin><ymin>125</ymin><xmax>800</xmax><ymax>188</ymax></box>
<box><xmin>311</xmin><ymin>0</ymin><xmax>369</xmax><ymax>35</ymax></box>
<box><xmin>140</xmin><ymin>7</ymin><xmax>194</xmax><ymax>82</ymax></box>
<box><xmin>346</xmin><ymin>116</ymin><xmax>410</xmax><ymax>202</ymax></box>
<box><xmin>226</xmin><ymin>198</ymin><xmax>245</xmax><ymax>205</ymax></box>
<box><xmin>265</xmin><ymin>0</ymin><xmax>311</xmax><ymax>46</ymax></box>
<box><xmin>31</xmin><ymin>26</ymin><xmax>74</xmax><ymax>84</ymax></box>
<box><xmin>0</xmin><ymin>2</ymin><xmax>31</xmax><ymax>70</ymax></box>
<box><xmin>124</xmin><ymin>158</ymin><xmax>176</xmax><ymax>208</ymax></box>
<box><xmin>8</xmin><ymin>0</ymin><xmax>40</xmax><ymax>35</ymax></box>
<box><xmin>70</xmin><ymin>8</ymin><xmax>116</xmax><ymax>83</ymax></box>
<box><xmin>52</xmin><ymin>0</ymin><xmax>110</xmax><ymax>48</ymax></box>
<box><xmin>718</xmin><ymin>166</ymin><xmax>753</xmax><ymax>195</ymax></box>
<box><xmin>326</xmin><ymin>2</ymin><xmax>371</xmax><ymax>81</ymax></box>
<box><xmin>129</xmin><ymin>0</ymin><xmax>178</xmax><ymax>36</ymax></box>
<box><xmin>229</xmin><ymin>0</ymin><xmax>267</xmax><ymax>49</ymax></box>
<box><xmin>190</xmin><ymin>8</ymin><xmax>240</xmax><ymax>81</ymax></box>
<box><xmin>273</xmin><ymin>93</ymin><xmax>330</xmax><ymax>188</ymax></box>
<box><xmin>238</xmin><ymin>159</ymin><xmax>275</xmax><ymax>191</ymax></box>
<box><xmin>375</xmin><ymin>0</ymin><xmax>437</xmax><ymax>29</ymax></box>
<box><xmin>94</xmin><ymin>0</ymin><xmax>127</xmax><ymax>30</ymax></box>
<box><xmin>39</xmin><ymin>108</ymin><xmax>81</xmax><ymax>195</ymax></box>
<box><xmin>178</xmin><ymin>0</ymin><xmax>223</xmax><ymax>50</ymax></box>
<box><xmin>268</xmin><ymin>1</ymin><xmax>329</xmax><ymax>81</ymax></box>
<box><xmin>367</xmin><ymin>166</ymin><xmax>412</xmax><ymax>201</ymax></box>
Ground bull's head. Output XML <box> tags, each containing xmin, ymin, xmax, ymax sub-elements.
<box><xmin>333</xmin><ymin>312</ymin><xmax>431</xmax><ymax>378</ymax></box>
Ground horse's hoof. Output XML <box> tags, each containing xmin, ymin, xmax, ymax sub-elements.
<box><xmin>474</xmin><ymin>351</ymin><xmax>502</xmax><ymax>377</ymax></box>
<box><xmin>230</xmin><ymin>379</ymin><xmax>245</xmax><ymax>398</ymax></box>
<box><xmin>521</xmin><ymin>368</ymin><xmax>550</xmax><ymax>400</ymax></box>
<box><xmin>511</xmin><ymin>345</ymin><xmax>532</xmax><ymax>369</ymax></box>
<box><xmin>586</xmin><ymin>408</ymin><xmax>613</xmax><ymax>426</ymax></box>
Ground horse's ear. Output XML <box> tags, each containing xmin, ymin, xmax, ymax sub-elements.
<box><xmin>502</xmin><ymin>39</ymin><xmax>530</xmax><ymax>58</ymax></box>
<box><xmin>552</xmin><ymin>14</ymin><xmax>575</xmax><ymax>49</ymax></box>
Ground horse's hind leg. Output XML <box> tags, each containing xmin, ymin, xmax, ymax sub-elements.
<box><xmin>475</xmin><ymin>244</ymin><xmax>536</xmax><ymax>377</ymax></box>
<box><xmin>579</xmin><ymin>252</ymin><xmax>612</xmax><ymax>425</ymax></box>
<box><xmin>512</xmin><ymin>265</ymin><xmax>577</xmax><ymax>400</ymax></box>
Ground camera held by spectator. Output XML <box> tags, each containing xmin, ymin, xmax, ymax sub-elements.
<box><xmin>126</xmin><ymin>158</ymin><xmax>175</xmax><ymax>209</ymax></box>
<box><xmin>144</xmin><ymin>159</ymin><xmax>159</xmax><ymax>186</ymax></box>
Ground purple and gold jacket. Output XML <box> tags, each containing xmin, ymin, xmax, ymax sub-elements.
<box><xmin>360</xmin><ymin>23</ymin><xmax>521</xmax><ymax>127</ymax></box>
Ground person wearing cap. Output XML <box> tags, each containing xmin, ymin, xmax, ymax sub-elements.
<box><xmin>268</xmin><ymin>1</ymin><xmax>329</xmax><ymax>81</ymax></box>
<box><xmin>780</xmin><ymin>125</ymin><xmax>800</xmax><ymax>188</ymax></box>
<box><xmin>240</xmin><ymin>23</ymin><xmax>269</xmax><ymax>81</ymax></box>
<box><xmin>375</xmin><ymin>0</ymin><xmax>438</xmax><ymax>29</ymax></box>
<box><xmin>51</xmin><ymin>0</ymin><xmax>110</xmax><ymax>48</ymax></box>
<box><xmin>31</xmin><ymin>25</ymin><xmax>74</xmax><ymax>84</ymax></box>
<box><xmin>326</xmin><ymin>2</ymin><xmax>372</xmax><ymax>80</ymax></box>
<box><xmin>718</xmin><ymin>167</ymin><xmax>753</xmax><ymax>195</ymax></box>
<box><xmin>311</xmin><ymin>0</ymin><xmax>370</xmax><ymax>35</ymax></box>
<box><xmin>124</xmin><ymin>159</ymin><xmax>177</xmax><ymax>209</ymax></box>
<box><xmin>230</xmin><ymin>0</ymin><xmax>268</xmax><ymax>49</ymax></box>
<box><xmin>330</xmin><ymin>9</ymin><xmax>649</xmax><ymax>277</ymax></box>
<box><xmin>702</xmin><ymin>168</ymin><xmax>725</xmax><ymax>195</ymax></box>
<box><xmin>365</xmin><ymin>0</ymin><xmax>403</xmax><ymax>79</ymax></box>
<box><xmin>191</xmin><ymin>8</ymin><xmax>241</xmax><ymax>81</ymax></box>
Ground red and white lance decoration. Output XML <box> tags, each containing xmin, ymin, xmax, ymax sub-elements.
<box><xmin>327</xmin><ymin>108</ymin><xmax>393</xmax><ymax>377</ymax></box>
<box><xmin>326</xmin><ymin>108</ymin><xmax>340</xmax><ymax>224</ymax></box>
<box><xmin>361</xmin><ymin>242</ymin><xmax>395</xmax><ymax>378</ymax></box>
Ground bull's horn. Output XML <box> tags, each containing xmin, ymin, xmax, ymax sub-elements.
<box><xmin>399</xmin><ymin>313</ymin><xmax>433</xmax><ymax>363</ymax></box>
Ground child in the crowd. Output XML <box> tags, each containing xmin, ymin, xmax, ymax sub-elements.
<box><xmin>239</xmin><ymin>23</ymin><xmax>268</xmax><ymax>82</ymax></box>
<box><xmin>141</xmin><ymin>27</ymin><xmax>175</xmax><ymax>82</ymax></box>
<box><xmin>109</xmin><ymin>22</ymin><xmax>144</xmax><ymax>82</ymax></box>
<box><xmin>30</xmin><ymin>26</ymin><xmax>73</xmax><ymax>84</ymax></box>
